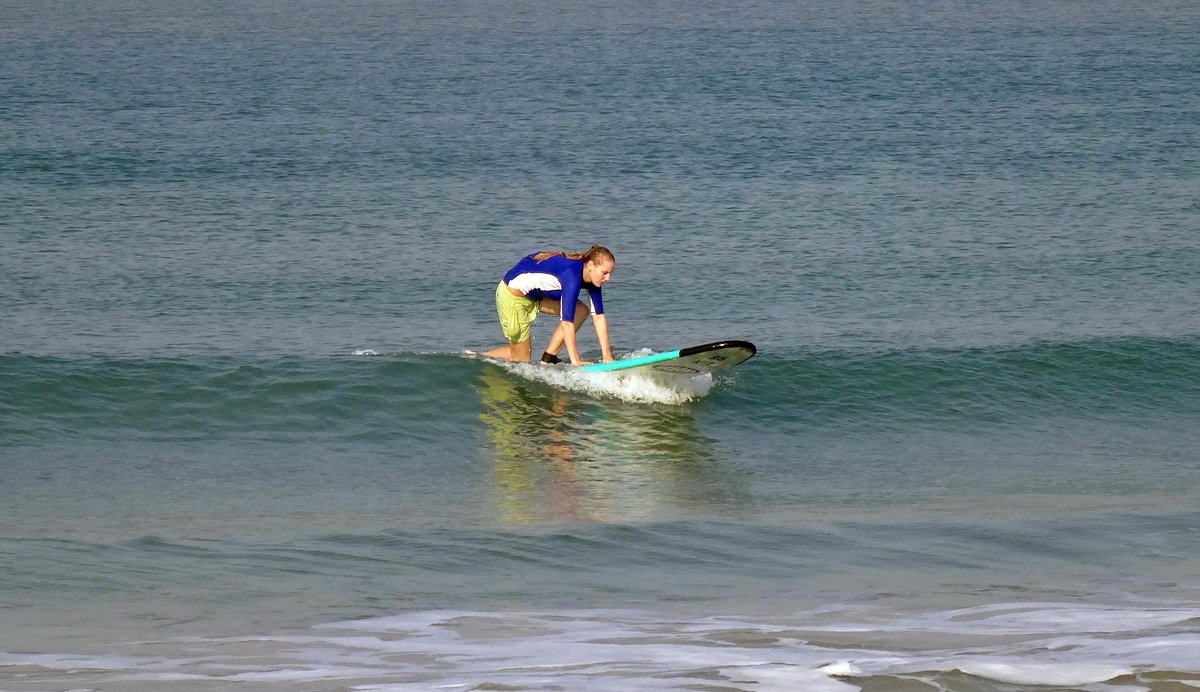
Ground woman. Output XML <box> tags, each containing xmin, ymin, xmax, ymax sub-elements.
<box><xmin>483</xmin><ymin>245</ymin><xmax>615</xmax><ymax>366</ymax></box>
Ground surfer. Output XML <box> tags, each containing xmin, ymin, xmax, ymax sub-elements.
<box><xmin>483</xmin><ymin>245</ymin><xmax>616</xmax><ymax>366</ymax></box>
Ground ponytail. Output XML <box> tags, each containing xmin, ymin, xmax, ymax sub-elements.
<box><xmin>532</xmin><ymin>245</ymin><xmax>615</xmax><ymax>264</ymax></box>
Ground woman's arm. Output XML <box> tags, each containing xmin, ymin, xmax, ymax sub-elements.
<box><xmin>560</xmin><ymin>320</ymin><xmax>586</xmax><ymax>366</ymax></box>
<box><xmin>592</xmin><ymin>313</ymin><xmax>613</xmax><ymax>363</ymax></box>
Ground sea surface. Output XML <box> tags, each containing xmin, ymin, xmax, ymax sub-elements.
<box><xmin>3</xmin><ymin>0</ymin><xmax>1200</xmax><ymax>689</ymax></box>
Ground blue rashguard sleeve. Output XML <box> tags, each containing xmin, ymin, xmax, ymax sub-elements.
<box><xmin>558</xmin><ymin>270</ymin><xmax>583</xmax><ymax>323</ymax></box>
<box><xmin>560</xmin><ymin>281</ymin><xmax>603</xmax><ymax>324</ymax></box>
<box><xmin>587</xmin><ymin>285</ymin><xmax>604</xmax><ymax>316</ymax></box>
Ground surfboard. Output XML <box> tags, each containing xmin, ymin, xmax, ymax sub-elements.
<box><xmin>581</xmin><ymin>340</ymin><xmax>756</xmax><ymax>376</ymax></box>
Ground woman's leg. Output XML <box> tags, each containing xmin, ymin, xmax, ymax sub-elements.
<box><xmin>485</xmin><ymin>282</ymin><xmax>537</xmax><ymax>362</ymax></box>
<box><xmin>541</xmin><ymin>299</ymin><xmax>590</xmax><ymax>360</ymax></box>
<box><xmin>483</xmin><ymin>339</ymin><xmax>531</xmax><ymax>362</ymax></box>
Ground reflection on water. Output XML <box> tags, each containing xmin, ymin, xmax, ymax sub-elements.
<box><xmin>475</xmin><ymin>367</ymin><xmax>747</xmax><ymax>523</ymax></box>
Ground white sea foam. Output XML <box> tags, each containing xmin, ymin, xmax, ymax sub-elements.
<box><xmin>952</xmin><ymin>662</ymin><xmax>1133</xmax><ymax>686</ymax></box>
<box><xmin>491</xmin><ymin>356</ymin><xmax>714</xmax><ymax>405</ymax></box>
<box><xmin>6</xmin><ymin>603</ymin><xmax>1198</xmax><ymax>690</ymax></box>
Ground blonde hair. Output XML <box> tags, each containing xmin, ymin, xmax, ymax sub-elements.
<box><xmin>532</xmin><ymin>245</ymin><xmax>615</xmax><ymax>265</ymax></box>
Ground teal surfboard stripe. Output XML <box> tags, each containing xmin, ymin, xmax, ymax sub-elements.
<box><xmin>581</xmin><ymin>349</ymin><xmax>683</xmax><ymax>373</ymax></box>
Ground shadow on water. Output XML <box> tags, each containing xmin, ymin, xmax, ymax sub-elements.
<box><xmin>474</xmin><ymin>367</ymin><xmax>750</xmax><ymax>524</ymax></box>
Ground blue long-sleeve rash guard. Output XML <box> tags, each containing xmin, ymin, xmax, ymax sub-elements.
<box><xmin>503</xmin><ymin>254</ymin><xmax>604</xmax><ymax>323</ymax></box>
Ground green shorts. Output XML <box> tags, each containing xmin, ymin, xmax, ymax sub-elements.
<box><xmin>495</xmin><ymin>282</ymin><xmax>539</xmax><ymax>344</ymax></box>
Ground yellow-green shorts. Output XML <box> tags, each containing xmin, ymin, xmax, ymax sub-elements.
<box><xmin>495</xmin><ymin>282</ymin><xmax>539</xmax><ymax>344</ymax></box>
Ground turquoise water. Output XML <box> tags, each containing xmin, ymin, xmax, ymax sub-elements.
<box><xmin>3</xmin><ymin>0</ymin><xmax>1200</xmax><ymax>689</ymax></box>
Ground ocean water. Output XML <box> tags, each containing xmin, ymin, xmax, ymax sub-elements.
<box><xmin>3</xmin><ymin>0</ymin><xmax>1200</xmax><ymax>689</ymax></box>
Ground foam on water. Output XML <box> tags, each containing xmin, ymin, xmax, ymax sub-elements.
<box><xmin>486</xmin><ymin>353</ymin><xmax>715</xmax><ymax>405</ymax></box>
<box><xmin>6</xmin><ymin>603</ymin><xmax>1198</xmax><ymax>690</ymax></box>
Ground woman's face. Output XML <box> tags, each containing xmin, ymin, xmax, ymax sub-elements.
<box><xmin>586</xmin><ymin>259</ymin><xmax>615</xmax><ymax>287</ymax></box>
